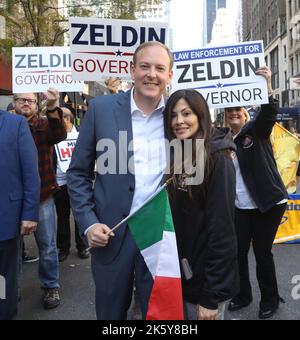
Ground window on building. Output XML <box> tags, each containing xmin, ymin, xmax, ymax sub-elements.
<box><xmin>270</xmin><ymin>47</ymin><xmax>279</xmax><ymax>89</ymax></box>
<box><xmin>297</xmin><ymin>53</ymin><xmax>300</xmax><ymax>73</ymax></box>
<box><xmin>281</xmin><ymin>17</ymin><xmax>287</xmax><ymax>35</ymax></box>
<box><xmin>284</xmin><ymin>45</ymin><xmax>287</xmax><ymax>60</ymax></box>
<box><xmin>290</xmin><ymin>28</ymin><xmax>294</xmax><ymax>48</ymax></box>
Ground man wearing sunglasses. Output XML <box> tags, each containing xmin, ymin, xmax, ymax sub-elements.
<box><xmin>13</xmin><ymin>89</ymin><xmax>66</xmax><ymax>310</ymax></box>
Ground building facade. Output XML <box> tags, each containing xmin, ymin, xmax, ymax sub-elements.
<box><xmin>136</xmin><ymin>0</ymin><xmax>173</xmax><ymax>49</ymax></box>
<box><xmin>242</xmin><ymin>0</ymin><xmax>287</xmax><ymax>107</ymax></box>
<box><xmin>0</xmin><ymin>15</ymin><xmax>5</xmax><ymax>40</ymax></box>
<box><xmin>136</xmin><ymin>0</ymin><xmax>171</xmax><ymax>21</ymax></box>
<box><xmin>210</xmin><ymin>7</ymin><xmax>238</xmax><ymax>45</ymax></box>
<box><xmin>203</xmin><ymin>0</ymin><xmax>227</xmax><ymax>46</ymax></box>
<box><xmin>0</xmin><ymin>3</ymin><xmax>12</xmax><ymax>99</ymax></box>
<box><xmin>287</xmin><ymin>0</ymin><xmax>300</xmax><ymax>108</ymax></box>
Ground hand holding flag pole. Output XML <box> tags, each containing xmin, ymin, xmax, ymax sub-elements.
<box><xmin>86</xmin><ymin>178</ymin><xmax>173</xmax><ymax>252</ymax></box>
<box><xmin>86</xmin><ymin>176</ymin><xmax>183</xmax><ymax>320</ymax></box>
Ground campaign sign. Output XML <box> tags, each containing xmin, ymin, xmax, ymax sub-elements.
<box><xmin>289</xmin><ymin>77</ymin><xmax>300</xmax><ymax>90</ymax></box>
<box><xmin>172</xmin><ymin>41</ymin><xmax>269</xmax><ymax>109</ymax></box>
<box><xmin>55</xmin><ymin>138</ymin><xmax>77</xmax><ymax>173</ymax></box>
<box><xmin>69</xmin><ymin>17</ymin><xmax>168</xmax><ymax>81</ymax></box>
<box><xmin>13</xmin><ymin>47</ymin><xmax>84</xmax><ymax>93</ymax></box>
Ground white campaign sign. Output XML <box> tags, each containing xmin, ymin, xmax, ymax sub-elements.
<box><xmin>69</xmin><ymin>17</ymin><xmax>168</xmax><ymax>81</ymax></box>
<box><xmin>55</xmin><ymin>127</ymin><xmax>79</xmax><ymax>173</ymax></box>
<box><xmin>13</xmin><ymin>47</ymin><xmax>84</xmax><ymax>93</ymax></box>
<box><xmin>289</xmin><ymin>77</ymin><xmax>300</xmax><ymax>90</ymax></box>
<box><xmin>172</xmin><ymin>41</ymin><xmax>269</xmax><ymax>109</ymax></box>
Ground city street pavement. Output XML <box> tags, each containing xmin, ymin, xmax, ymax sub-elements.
<box><xmin>17</xmin><ymin>234</ymin><xmax>300</xmax><ymax>320</ymax></box>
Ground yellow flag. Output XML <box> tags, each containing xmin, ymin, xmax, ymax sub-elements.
<box><xmin>271</xmin><ymin>123</ymin><xmax>300</xmax><ymax>194</ymax></box>
<box><xmin>275</xmin><ymin>198</ymin><xmax>300</xmax><ymax>244</ymax></box>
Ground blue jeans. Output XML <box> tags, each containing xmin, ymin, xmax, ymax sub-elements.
<box><xmin>34</xmin><ymin>197</ymin><xmax>60</xmax><ymax>289</ymax></box>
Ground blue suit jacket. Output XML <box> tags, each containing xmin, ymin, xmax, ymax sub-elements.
<box><xmin>67</xmin><ymin>91</ymin><xmax>136</xmax><ymax>264</ymax></box>
<box><xmin>0</xmin><ymin>110</ymin><xmax>40</xmax><ymax>241</ymax></box>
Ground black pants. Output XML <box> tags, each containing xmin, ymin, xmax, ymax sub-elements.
<box><xmin>234</xmin><ymin>204</ymin><xmax>287</xmax><ymax>309</ymax></box>
<box><xmin>54</xmin><ymin>185</ymin><xmax>86</xmax><ymax>252</ymax></box>
<box><xmin>0</xmin><ymin>237</ymin><xmax>19</xmax><ymax>320</ymax></box>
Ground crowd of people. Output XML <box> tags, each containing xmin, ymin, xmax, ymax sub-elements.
<box><xmin>0</xmin><ymin>41</ymin><xmax>288</xmax><ymax>321</ymax></box>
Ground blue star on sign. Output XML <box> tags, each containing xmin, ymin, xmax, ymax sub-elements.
<box><xmin>115</xmin><ymin>50</ymin><xmax>123</xmax><ymax>57</ymax></box>
<box><xmin>216</xmin><ymin>83</ymin><xmax>223</xmax><ymax>88</ymax></box>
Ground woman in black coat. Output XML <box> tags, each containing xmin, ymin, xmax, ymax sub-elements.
<box><xmin>224</xmin><ymin>66</ymin><xmax>288</xmax><ymax>320</ymax></box>
<box><xmin>164</xmin><ymin>89</ymin><xmax>239</xmax><ymax>320</ymax></box>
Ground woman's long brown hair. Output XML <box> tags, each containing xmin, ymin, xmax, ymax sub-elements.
<box><xmin>164</xmin><ymin>89</ymin><xmax>214</xmax><ymax>198</ymax></box>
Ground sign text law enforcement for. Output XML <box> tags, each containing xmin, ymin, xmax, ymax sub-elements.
<box><xmin>69</xmin><ymin>17</ymin><xmax>168</xmax><ymax>81</ymax></box>
<box><xmin>172</xmin><ymin>41</ymin><xmax>269</xmax><ymax>109</ymax></box>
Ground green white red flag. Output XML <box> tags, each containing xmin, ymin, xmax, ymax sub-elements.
<box><xmin>128</xmin><ymin>187</ymin><xmax>184</xmax><ymax>320</ymax></box>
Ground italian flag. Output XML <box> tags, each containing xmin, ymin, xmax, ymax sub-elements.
<box><xmin>127</xmin><ymin>187</ymin><xmax>184</xmax><ymax>320</ymax></box>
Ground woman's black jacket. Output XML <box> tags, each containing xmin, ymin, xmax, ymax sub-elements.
<box><xmin>234</xmin><ymin>97</ymin><xmax>288</xmax><ymax>213</ymax></box>
<box><xmin>169</xmin><ymin>128</ymin><xmax>239</xmax><ymax>309</ymax></box>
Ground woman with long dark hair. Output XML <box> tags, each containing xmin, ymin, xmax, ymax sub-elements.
<box><xmin>224</xmin><ymin>66</ymin><xmax>288</xmax><ymax>319</ymax></box>
<box><xmin>164</xmin><ymin>89</ymin><xmax>239</xmax><ymax>320</ymax></box>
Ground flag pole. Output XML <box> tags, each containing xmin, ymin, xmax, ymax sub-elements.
<box><xmin>111</xmin><ymin>179</ymin><xmax>172</xmax><ymax>232</ymax></box>
<box><xmin>86</xmin><ymin>178</ymin><xmax>173</xmax><ymax>251</ymax></box>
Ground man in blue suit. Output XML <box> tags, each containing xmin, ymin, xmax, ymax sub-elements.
<box><xmin>0</xmin><ymin>110</ymin><xmax>40</xmax><ymax>320</ymax></box>
<box><xmin>68</xmin><ymin>41</ymin><xmax>174</xmax><ymax>320</ymax></box>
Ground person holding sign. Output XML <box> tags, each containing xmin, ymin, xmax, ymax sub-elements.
<box><xmin>224</xmin><ymin>66</ymin><xmax>289</xmax><ymax>319</ymax></box>
<box><xmin>13</xmin><ymin>88</ymin><xmax>66</xmax><ymax>310</ymax></box>
<box><xmin>67</xmin><ymin>41</ymin><xmax>174</xmax><ymax>320</ymax></box>
<box><xmin>54</xmin><ymin>108</ymin><xmax>89</xmax><ymax>262</ymax></box>
<box><xmin>164</xmin><ymin>89</ymin><xmax>239</xmax><ymax>320</ymax></box>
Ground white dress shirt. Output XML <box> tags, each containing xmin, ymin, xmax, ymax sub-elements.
<box><xmin>85</xmin><ymin>90</ymin><xmax>166</xmax><ymax>234</ymax></box>
<box><xmin>129</xmin><ymin>89</ymin><xmax>166</xmax><ymax>214</ymax></box>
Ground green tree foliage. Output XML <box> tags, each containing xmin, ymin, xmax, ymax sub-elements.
<box><xmin>0</xmin><ymin>0</ymin><xmax>164</xmax><ymax>57</ymax></box>
<box><xmin>0</xmin><ymin>0</ymin><xmax>166</xmax><ymax>97</ymax></box>
<box><xmin>0</xmin><ymin>0</ymin><xmax>66</xmax><ymax>47</ymax></box>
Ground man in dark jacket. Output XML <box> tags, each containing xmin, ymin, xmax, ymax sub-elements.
<box><xmin>0</xmin><ymin>110</ymin><xmax>40</xmax><ymax>320</ymax></box>
<box><xmin>13</xmin><ymin>89</ymin><xmax>66</xmax><ymax>310</ymax></box>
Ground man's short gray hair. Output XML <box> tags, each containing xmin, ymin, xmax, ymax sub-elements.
<box><xmin>13</xmin><ymin>93</ymin><xmax>37</xmax><ymax>101</ymax></box>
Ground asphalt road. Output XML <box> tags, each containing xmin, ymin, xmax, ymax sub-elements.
<box><xmin>17</xmin><ymin>234</ymin><xmax>300</xmax><ymax>320</ymax></box>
